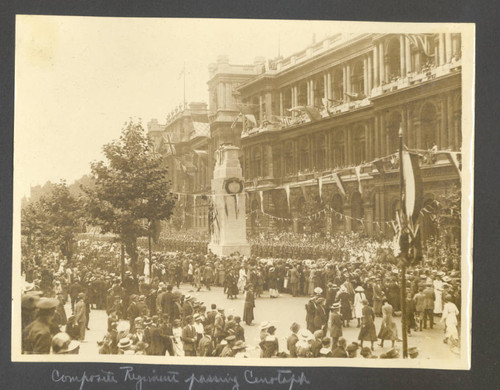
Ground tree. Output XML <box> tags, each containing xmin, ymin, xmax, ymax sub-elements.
<box><xmin>84</xmin><ymin>121</ymin><xmax>176</xmax><ymax>277</ymax></box>
<box><xmin>21</xmin><ymin>181</ymin><xmax>83</xmax><ymax>259</ymax></box>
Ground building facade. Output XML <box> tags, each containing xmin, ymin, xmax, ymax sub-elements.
<box><xmin>151</xmin><ymin>32</ymin><xmax>463</xmax><ymax>245</ymax></box>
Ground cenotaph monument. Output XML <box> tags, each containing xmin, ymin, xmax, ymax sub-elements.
<box><xmin>208</xmin><ymin>144</ymin><xmax>251</xmax><ymax>257</ymax></box>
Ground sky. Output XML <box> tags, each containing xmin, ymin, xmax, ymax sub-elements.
<box><xmin>14</xmin><ymin>16</ymin><xmax>344</xmax><ymax>198</ymax></box>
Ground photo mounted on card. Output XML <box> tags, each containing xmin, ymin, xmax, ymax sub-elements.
<box><xmin>12</xmin><ymin>16</ymin><xmax>474</xmax><ymax>370</ymax></box>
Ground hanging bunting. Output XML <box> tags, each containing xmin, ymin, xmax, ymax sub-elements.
<box><xmin>284</xmin><ymin>185</ymin><xmax>291</xmax><ymax>211</ymax></box>
<box><xmin>373</xmin><ymin>159</ymin><xmax>385</xmax><ymax>175</ymax></box>
<box><xmin>445</xmin><ymin>151</ymin><xmax>462</xmax><ymax>179</ymax></box>
<box><xmin>355</xmin><ymin>165</ymin><xmax>363</xmax><ymax>194</ymax></box>
<box><xmin>259</xmin><ymin>191</ymin><xmax>264</xmax><ymax>213</ymax></box>
<box><xmin>332</xmin><ymin>173</ymin><xmax>346</xmax><ymax>196</ymax></box>
<box><xmin>318</xmin><ymin>177</ymin><xmax>323</xmax><ymax>201</ymax></box>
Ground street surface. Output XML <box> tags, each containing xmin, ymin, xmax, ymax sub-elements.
<box><xmin>69</xmin><ymin>284</ymin><xmax>459</xmax><ymax>360</ymax></box>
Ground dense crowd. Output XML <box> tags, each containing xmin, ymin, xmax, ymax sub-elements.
<box><xmin>21</xmin><ymin>232</ymin><xmax>461</xmax><ymax>358</ymax></box>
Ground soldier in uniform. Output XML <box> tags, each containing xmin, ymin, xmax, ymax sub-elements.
<box><xmin>23</xmin><ymin>297</ymin><xmax>60</xmax><ymax>354</ymax></box>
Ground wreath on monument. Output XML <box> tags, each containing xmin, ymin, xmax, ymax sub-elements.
<box><xmin>224</xmin><ymin>177</ymin><xmax>244</xmax><ymax>194</ymax></box>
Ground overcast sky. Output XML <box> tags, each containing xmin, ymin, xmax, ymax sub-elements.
<box><xmin>15</xmin><ymin>16</ymin><xmax>348</xmax><ymax>198</ymax></box>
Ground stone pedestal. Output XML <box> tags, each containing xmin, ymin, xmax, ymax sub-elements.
<box><xmin>208</xmin><ymin>145</ymin><xmax>251</xmax><ymax>257</ymax></box>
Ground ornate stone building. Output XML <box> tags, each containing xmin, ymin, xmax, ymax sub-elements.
<box><xmin>231</xmin><ymin>33</ymin><xmax>462</xmax><ymax>244</ymax></box>
<box><xmin>151</xmin><ymin>32</ymin><xmax>463</xmax><ymax>245</ymax></box>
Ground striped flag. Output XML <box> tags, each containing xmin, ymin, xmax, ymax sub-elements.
<box><xmin>401</xmin><ymin>150</ymin><xmax>423</xmax><ymax>226</ymax></box>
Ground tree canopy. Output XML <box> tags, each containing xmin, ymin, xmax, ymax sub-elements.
<box><xmin>84</xmin><ymin>121</ymin><xmax>176</xmax><ymax>275</ymax></box>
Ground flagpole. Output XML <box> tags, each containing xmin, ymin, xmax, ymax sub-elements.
<box><xmin>399</xmin><ymin>125</ymin><xmax>408</xmax><ymax>359</ymax></box>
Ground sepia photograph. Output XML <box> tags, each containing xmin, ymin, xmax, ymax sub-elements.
<box><xmin>12</xmin><ymin>16</ymin><xmax>474</xmax><ymax>370</ymax></box>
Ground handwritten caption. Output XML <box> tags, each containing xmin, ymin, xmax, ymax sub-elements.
<box><xmin>51</xmin><ymin>366</ymin><xmax>311</xmax><ymax>390</ymax></box>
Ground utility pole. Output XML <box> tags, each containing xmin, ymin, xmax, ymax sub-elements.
<box><xmin>399</xmin><ymin>125</ymin><xmax>408</xmax><ymax>359</ymax></box>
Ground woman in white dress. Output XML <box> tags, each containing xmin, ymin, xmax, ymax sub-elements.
<box><xmin>237</xmin><ymin>267</ymin><xmax>247</xmax><ymax>293</ymax></box>
<box><xmin>354</xmin><ymin>286</ymin><xmax>367</xmax><ymax>328</ymax></box>
<box><xmin>441</xmin><ymin>294</ymin><xmax>459</xmax><ymax>348</ymax></box>
<box><xmin>171</xmin><ymin>319</ymin><xmax>184</xmax><ymax>356</ymax></box>
<box><xmin>433</xmin><ymin>275</ymin><xmax>444</xmax><ymax>315</ymax></box>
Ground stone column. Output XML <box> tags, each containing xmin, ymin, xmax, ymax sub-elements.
<box><xmin>363</xmin><ymin>56</ymin><xmax>369</xmax><ymax>96</ymax></box>
<box><xmin>310</xmin><ymin>79</ymin><xmax>315</xmax><ymax>106</ymax></box>
<box><xmin>445</xmin><ymin>33</ymin><xmax>453</xmax><ymax>63</ymax></box>
<box><xmin>447</xmin><ymin>95</ymin><xmax>454</xmax><ymax>149</ymax></box>
<box><xmin>265</xmin><ymin>92</ymin><xmax>273</xmax><ymax>121</ymax></box>
<box><xmin>379</xmin><ymin>42</ymin><xmax>385</xmax><ymax>84</ymax></box>
<box><xmin>400</xmin><ymin>35</ymin><xmax>406</xmax><ymax>77</ymax></box>
<box><xmin>439</xmin><ymin>33</ymin><xmax>445</xmax><ymax>66</ymax></box>
<box><xmin>342</xmin><ymin>66</ymin><xmax>347</xmax><ymax>100</ymax></box>
<box><xmin>440</xmin><ymin>97</ymin><xmax>448</xmax><ymax>149</ymax></box>
<box><xmin>327</xmin><ymin>72</ymin><xmax>332</xmax><ymax>99</ymax></box>
<box><xmin>373</xmin><ymin>46</ymin><xmax>379</xmax><ymax>87</ymax></box>
<box><xmin>367</xmin><ymin>53</ymin><xmax>373</xmax><ymax>92</ymax></box>
<box><xmin>374</xmin><ymin>114</ymin><xmax>380</xmax><ymax>158</ymax></box>
<box><xmin>346</xmin><ymin>63</ymin><xmax>351</xmax><ymax>98</ymax></box>
<box><xmin>405</xmin><ymin>35</ymin><xmax>412</xmax><ymax>74</ymax></box>
<box><xmin>266</xmin><ymin>144</ymin><xmax>273</xmax><ymax>177</ymax></box>
<box><xmin>279</xmin><ymin>91</ymin><xmax>284</xmax><ymax>118</ymax></box>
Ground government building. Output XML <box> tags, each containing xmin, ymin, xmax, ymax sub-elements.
<box><xmin>149</xmin><ymin>32</ymin><xmax>462</xmax><ymax>246</ymax></box>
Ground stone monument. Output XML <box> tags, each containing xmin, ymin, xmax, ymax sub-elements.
<box><xmin>208</xmin><ymin>144</ymin><xmax>251</xmax><ymax>257</ymax></box>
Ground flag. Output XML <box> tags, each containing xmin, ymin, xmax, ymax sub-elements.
<box><xmin>333</xmin><ymin>173</ymin><xmax>346</xmax><ymax>196</ymax></box>
<box><xmin>401</xmin><ymin>150</ymin><xmax>423</xmax><ymax>225</ymax></box>
<box><xmin>244</xmin><ymin>114</ymin><xmax>257</xmax><ymax>126</ymax></box>
<box><xmin>445</xmin><ymin>151</ymin><xmax>461</xmax><ymax>178</ymax></box>
<box><xmin>284</xmin><ymin>185</ymin><xmax>290</xmax><ymax>211</ymax></box>
<box><xmin>373</xmin><ymin>159</ymin><xmax>385</xmax><ymax>174</ymax></box>
<box><xmin>162</xmin><ymin>133</ymin><xmax>176</xmax><ymax>155</ymax></box>
<box><xmin>405</xmin><ymin>34</ymin><xmax>435</xmax><ymax>57</ymax></box>
<box><xmin>318</xmin><ymin>177</ymin><xmax>323</xmax><ymax>200</ymax></box>
<box><xmin>355</xmin><ymin>166</ymin><xmax>363</xmax><ymax>194</ymax></box>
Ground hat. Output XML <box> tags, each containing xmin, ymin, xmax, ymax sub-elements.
<box><xmin>225</xmin><ymin>335</ymin><xmax>236</xmax><ymax>342</ymax></box>
<box><xmin>51</xmin><ymin>332</ymin><xmax>80</xmax><ymax>354</ymax></box>
<box><xmin>259</xmin><ymin>321</ymin><xmax>271</xmax><ymax>330</ymax></box>
<box><xmin>118</xmin><ymin>337</ymin><xmax>133</xmax><ymax>349</ymax></box>
<box><xmin>355</xmin><ymin>286</ymin><xmax>365</xmax><ymax>292</ymax></box>
<box><xmin>330</xmin><ymin>302</ymin><xmax>340</xmax><ymax>310</ymax></box>
<box><xmin>232</xmin><ymin>340</ymin><xmax>247</xmax><ymax>350</ymax></box>
<box><xmin>346</xmin><ymin>343</ymin><xmax>358</xmax><ymax>353</ymax></box>
<box><xmin>380</xmin><ymin>348</ymin><xmax>399</xmax><ymax>359</ymax></box>
<box><xmin>21</xmin><ymin>294</ymin><xmax>40</xmax><ymax>309</ymax></box>
<box><xmin>143</xmin><ymin>318</ymin><xmax>152</xmax><ymax>326</ymax></box>
<box><xmin>36</xmin><ymin>297</ymin><xmax>59</xmax><ymax>310</ymax></box>
<box><xmin>314</xmin><ymin>287</ymin><xmax>323</xmax><ymax>295</ymax></box>
<box><xmin>217</xmin><ymin>307</ymin><xmax>225</xmax><ymax>312</ymax></box>
<box><xmin>173</xmin><ymin>319</ymin><xmax>181</xmax><ymax>326</ymax></box>
<box><xmin>408</xmin><ymin>346</ymin><xmax>419</xmax><ymax>358</ymax></box>
<box><xmin>77</xmin><ymin>292</ymin><xmax>85</xmax><ymax>299</ymax></box>
<box><xmin>299</xmin><ymin>329</ymin><xmax>314</xmax><ymax>340</ymax></box>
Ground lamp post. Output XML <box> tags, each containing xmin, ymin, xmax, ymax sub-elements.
<box><xmin>399</xmin><ymin>125</ymin><xmax>408</xmax><ymax>358</ymax></box>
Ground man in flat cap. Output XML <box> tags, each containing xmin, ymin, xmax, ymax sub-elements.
<box><xmin>74</xmin><ymin>292</ymin><xmax>87</xmax><ymax>341</ymax></box>
<box><xmin>22</xmin><ymin>297</ymin><xmax>59</xmax><ymax>354</ymax></box>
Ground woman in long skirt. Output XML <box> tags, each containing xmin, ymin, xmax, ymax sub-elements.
<box><xmin>336</xmin><ymin>287</ymin><xmax>352</xmax><ymax>327</ymax></box>
<box><xmin>358</xmin><ymin>299</ymin><xmax>377</xmax><ymax>350</ymax></box>
<box><xmin>243</xmin><ymin>286</ymin><xmax>255</xmax><ymax>325</ymax></box>
<box><xmin>171</xmin><ymin>319</ymin><xmax>184</xmax><ymax>356</ymax></box>
<box><xmin>353</xmin><ymin>286</ymin><xmax>366</xmax><ymax>328</ymax></box>
<box><xmin>378</xmin><ymin>299</ymin><xmax>398</xmax><ymax>348</ymax></box>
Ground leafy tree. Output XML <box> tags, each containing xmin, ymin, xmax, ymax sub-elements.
<box><xmin>84</xmin><ymin>121</ymin><xmax>176</xmax><ymax>276</ymax></box>
<box><xmin>21</xmin><ymin>181</ymin><xmax>83</xmax><ymax>259</ymax></box>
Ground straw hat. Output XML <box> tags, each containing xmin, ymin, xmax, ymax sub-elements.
<box><xmin>355</xmin><ymin>286</ymin><xmax>365</xmax><ymax>292</ymax></box>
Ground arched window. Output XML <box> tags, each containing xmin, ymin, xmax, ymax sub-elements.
<box><xmin>386</xmin><ymin>38</ymin><xmax>401</xmax><ymax>81</ymax></box>
<box><xmin>352</xmin><ymin>126</ymin><xmax>366</xmax><ymax>165</ymax></box>
<box><xmin>252</xmin><ymin>146</ymin><xmax>262</xmax><ymax>178</ymax></box>
<box><xmin>314</xmin><ymin>134</ymin><xmax>326</xmax><ymax>171</ymax></box>
<box><xmin>421</xmin><ymin>103</ymin><xmax>438</xmax><ymax>149</ymax></box>
<box><xmin>299</xmin><ymin>137</ymin><xmax>310</xmax><ymax>172</ymax></box>
<box><xmin>351</xmin><ymin>191</ymin><xmax>364</xmax><ymax>233</ymax></box>
<box><xmin>332</xmin><ymin>130</ymin><xmax>345</xmax><ymax>168</ymax></box>
<box><xmin>351</xmin><ymin>60</ymin><xmax>365</xmax><ymax>96</ymax></box>
<box><xmin>387</xmin><ymin>112</ymin><xmax>402</xmax><ymax>154</ymax></box>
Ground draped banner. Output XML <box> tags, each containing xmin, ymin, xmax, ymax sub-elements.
<box><xmin>355</xmin><ymin>165</ymin><xmax>363</xmax><ymax>194</ymax></box>
<box><xmin>402</xmin><ymin>150</ymin><xmax>423</xmax><ymax>225</ymax></box>
<box><xmin>259</xmin><ymin>191</ymin><xmax>264</xmax><ymax>213</ymax></box>
<box><xmin>333</xmin><ymin>173</ymin><xmax>346</xmax><ymax>196</ymax></box>
<box><xmin>318</xmin><ymin>176</ymin><xmax>323</xmax><ymax>201</ymax></box>
<box><xmin>284</xmin><ymin>184</ymin><xmax>291</xmax><ymax>211</ymax></box>
<box><xmin>445</xmin><ymin>151</ymin><xmax>461</xmax><ymax>179</ymax></box>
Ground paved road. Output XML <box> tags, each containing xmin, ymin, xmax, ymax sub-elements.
<box><xmin>69</xmin><ymin>284</ymin><xmax>459</xmax><ymax>360</ymax></box>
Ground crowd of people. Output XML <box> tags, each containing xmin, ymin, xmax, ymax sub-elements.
<box><xmin>20</xmin><ymin>232</ymin><xmax>461</xmax><ymax>358</ymax></box>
